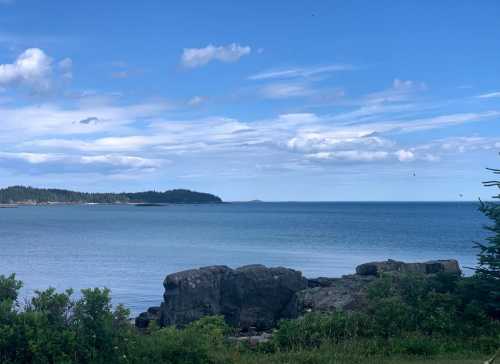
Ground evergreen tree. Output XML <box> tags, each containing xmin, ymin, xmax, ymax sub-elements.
<box><xmin>476</xmin><ymin>164</ymin><xmax>500</xmax><ymax>318</ymax></box>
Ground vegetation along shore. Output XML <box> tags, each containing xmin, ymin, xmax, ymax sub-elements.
<box><xmin>1</xmin><ymin>255</ymin><xmax>498</xmax><ymax>364</ymax></box>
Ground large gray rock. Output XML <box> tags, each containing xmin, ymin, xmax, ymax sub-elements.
<box><xmin>355</xmin><ymin>259</ymin><xmax>461</xmax><ymax>276</ymax></box>
<box><xmin>135</xmin><ymin>306</ymin><xmax>160</xmax><ymax>329</ymax></box>
<box><xmin>159</xmin><ymin>265</ymin><xmax>232</xmax><ymax>327</ymax></box>
<box><xmin>221</xmin><ymin>265</ymin><xmax>308</xmax><ymax>330</ymax></box>
<box><xmin>159</xmin><ymin>264</ymin><xmax>307</xmax><ymax>330</ymax></box>
<box><xmin>285</xmin><ymin>275</ymin><xmax>376</xmax><ymax>318</ymax></box>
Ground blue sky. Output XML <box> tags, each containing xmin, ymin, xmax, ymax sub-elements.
<box><xmin>0</xmin><ymin>0</ymin><xmax>499</xmax><ymax>201</ymax></box>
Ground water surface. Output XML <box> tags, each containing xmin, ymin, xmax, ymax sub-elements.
<box><xmin>0</xmin><ymin>202</ymin><xmax>488</xmax><ymax>314</ymax></box>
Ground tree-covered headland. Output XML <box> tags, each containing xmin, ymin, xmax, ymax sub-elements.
<box><xmin>0</xmin><ymin>186</ymin><xmax>222</xmax><ymax>204</ymax></box>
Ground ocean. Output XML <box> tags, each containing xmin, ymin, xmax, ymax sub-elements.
<box><xmin>0</xmin><ymin>202</ymin><xmax>489</xmax><ymax>315</ymax></box>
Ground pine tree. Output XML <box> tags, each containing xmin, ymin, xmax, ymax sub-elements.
<box><xmin>476</xmin><ymin>165</ymin><xmax>500</xmax><ymax>318</ymax></box>
<box><xmin>479</xmin><ymin>166</ymin><xmax>500</xmax><ymax>279</ymax></box>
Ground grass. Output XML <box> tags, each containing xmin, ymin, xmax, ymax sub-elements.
<box><xmin>217</xmin><ymin>339</ymin><xmax>494</xmax><ymax>364</ymax></box>
<box><xmin>229</xmin><ymin>351</ymin><xmax>487</xmax><ymax>364</ymax></box>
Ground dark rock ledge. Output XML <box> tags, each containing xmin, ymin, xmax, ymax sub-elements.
<box><xmin>135</xmin><ymin>259</ymin><xmax>461</xmax><ymax>331</ymax></box>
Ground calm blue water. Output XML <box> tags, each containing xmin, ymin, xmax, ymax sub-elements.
<box><xmin>0</xmin><ymin>202</ymin><xmax>489</xmax><ymax>315</ymax></box>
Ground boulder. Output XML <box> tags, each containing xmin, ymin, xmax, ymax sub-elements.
<box><xmin>159</xmin><ymin>264</ymin><xmax>307</xmax><ymax>330</ymax></box>
<box><xmin>355</xmin><ymin>259</ymin><xmax>461</xmax><ymax>276</ymax></box>
<box><xmin>159</xmin><ymin>265</ymin><xmax>232</xmax><ymax>327</ymax></box>
<box><xmin>285</xmin><ymin>274</ymin><xmax>376</xmax><ymax>318</ymax></box>
<box><xmin>135</xmin><ymin>306</ymin><xmax>161</xmax><ymax>328</ymax></box>
<box><xmin>221</xmin><ymin>265</ymin><xmax>308</xmax><ymax>330</ymax></box>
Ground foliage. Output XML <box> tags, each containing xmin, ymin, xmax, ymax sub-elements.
<box><xmin>0</xmin><ymin>186</ymin><xmax>222</xmax><ymax>204</ymax></box>
<box><xmin>475</xmin><ymin>164</ymin><xmax>500</xmax><ymax>318</ymax></box>
<box><xmin>128</xmin><ymin>316</ymin><xmax>230</xmax><ymax>364</ymax></box>
<box><xmin>273</xmin><ymin>273</ymin><xmax>500</xmax><ymax>355</ymax></box>
<box><xmin>0</xmin><ymin>275</ymin><xmax>132</xmax><ymax>364</ymax></box>
<box><xmin>0</xmin><ymin>272</ymin><xmax>498</xmax><ymax>363</ymax></box>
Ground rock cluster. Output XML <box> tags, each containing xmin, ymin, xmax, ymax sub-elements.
<box><xmin>136</xmin><ymin>259</ymin><xmax>461</xmax><ymax>330</ymax></box>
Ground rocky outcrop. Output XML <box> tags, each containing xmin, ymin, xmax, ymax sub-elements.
<box><xmin>158</xmin><ymin>264</ymin><xmax>307</xmax><ymax>330</ymax></box>
<box><xmin>135</xmin><ymin>306</ymin><xmax>160</xmax><ymax>329</ymax></box>
<box><xmin>355</xmin><ymin>259</ymin><xmax>461</xmax><ymax>276</ymax></box>
<box><xmin>159</xmin><ymin>265</ymin><xmax>232</xmax><ymax>327</ymax></box>
<box><xmin>285</xmin><ymin>274</ymin><xmax>376</xmax><ymax>317</ymax></box>
<box><xmin>137</xmin><ymin>259</ymin><xmax>462</xmax><ymax>330</ymax></box>
<box><xmin>286</xmin><ymin>259</ymin><xmax>462</xmax><ymax>318</ymax></box>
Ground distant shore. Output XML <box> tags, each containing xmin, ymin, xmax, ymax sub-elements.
<box><xmin>0</xmin><ymin>185</ymin><xmax>223</xmax><ymax>205</ymax></box>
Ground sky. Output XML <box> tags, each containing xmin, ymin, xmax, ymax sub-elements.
<box><xmin>0</xmin><ymin>1</ymin><xmax>499</xmax><ymax>201</ymax></box>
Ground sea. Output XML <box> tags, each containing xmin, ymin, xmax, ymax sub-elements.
<box><xmin>0</xmin><ymin>202</ymin><xmax>489</xmax><ymax>315</ymax></box>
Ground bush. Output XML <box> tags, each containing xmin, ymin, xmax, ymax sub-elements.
<box><xmin>128</xmin><ymin>316</ymin><xmax>230</xmax><ymax>364</ymax></box>
<box><xmin>272</xmin><ymin>272</ymin><xmax>500</xmax><ymax>355</ymax></box>
<box><xmin>0</xmin><ymin>279</ymin><xmax>133</xmax><ymax>364</ymax></box>
<box><xmin>0</xmin><ymin>272</ymin><xmax>498</xmax><ymax>363</ymax></box>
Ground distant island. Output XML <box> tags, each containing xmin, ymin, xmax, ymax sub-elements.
<box><xmin>0</xmin><ymin>186</ymin><xmax>222</xmax><ymax>205</ymax></box>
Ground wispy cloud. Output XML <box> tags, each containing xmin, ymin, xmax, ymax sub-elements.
<box><xmin>181</xmin><ymin>43</ymin><xmax>251</xmax><ymax>68</ymax></box>
<box><xmin>1</xmin><ymin>75</ymin><xmax>498</xmax><ymax>179</ymax></box>
<box><xmin>188</xmin><ymin>95</ymin><xmax>208</xmax><ymax>106</ymax></box>
<box><xmin>260</xmin><ymin>82</ymin><xmax>313</xmax><ymax>99</ymax></box>
<box><xmin>249</xmin><ymin>64</ymin><xmax>353</xmax><ymax>81</ymax></box>
<box><xmin>0</xmin><ymin>100</ymin><xmax>170</xmax><ymax>138</ymax></box>
<box><xmin>477</xmin><ymin>91</ymin><xmax>500</xmax><ymax>99</ymax></box>
<box><xmin>0</xmin><ymin>151</ymin><xmax>162</xmax><ymax>174</ymax></box>
<box><xmin>306</xmin><ymin>150</ymin><xmax>390</xmax><ymax>162</ymax></box>
<box><xmin>364</xmin><ymin>78</ymin><xmax>427</xmax><ymax>105</ymax></box>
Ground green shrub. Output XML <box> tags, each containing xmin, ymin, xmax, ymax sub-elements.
<box><xmin>272</xmin><ymin>272</ymin><xmax>500</xmax><ymax>356</ymax></box>
<box><xmin>0</xmin><ymin>281</ymin><xmax>133</xmax><ymax>364</ymax></box>
<box><xmin>128</xmin><ymin>316</ymin><xmax>230</xmax><ymax>364</ymax></box>
<box><xmin>0</xmin><ymin>271</ymin><xmax>498</xmax><ymax>363</ymax></box>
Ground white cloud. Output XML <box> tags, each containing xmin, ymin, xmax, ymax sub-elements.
<box><xmin>277</xmin><ymin>113</ymin><xmax>320</xmax><ymax>125</ymax></box>
<box><xmin>287</xmin><ymin>132</ymin><xmax>391</xmax><ymax>153</ymax></box>
<box><xmin>0</xmin><ymin>48</ymin><xmax>73</xmax><ymax>92</ymax></box>
<box><xmin>392</xmin><ymin>78</ymin><xmax>427</xmax><ymax>91</ymax></box>
<box><xmin>80</xmin><ymin>155</ymin><xmax>161</xmax><ymax>169</ymax></box>
<box><xmin>29</xmin><ymin>136</ymin><xmax>161</xmax><ymax>152</ymax></box>
<box><xmin>181</xmin><ymin>43</ymin><xmax>251</xmax><ymax>68</ymax></box>
<box><xmin>260</xmin><ymin>83</ymin><xmax>312</xmax><ymax>99</ymax></box>
<box><xmin>365</xmin><ymin>78</ymin><xmax>427</xmax><ymax>105</ymax></box>
<box><xmin>306</xmin><ymin>150</ymin><xmax>390</xmax><ymax>162</ymax></box>
<box><xmin>0</xmin><ymin>48</ymin><xmax>53</xmax><ymax>92</ymax></box>
<box><xmin>0</xmin><ymin>101</ymin><xmax>170</xmax><ymax>138</ymax></box>
<box><xmin>477</xmin><ymin>91</ymin><xmax>500</xmax><ymax>99</ymax></box>
<box><xmin>395</xmin><ymin>149</ymin><xmax>415</xmax><ymax>162</ymax></box>
<box><xmin>249</xmin><ymin>64</ymin><xmax>353</xmax><ymax>81</ymax></box>
<box><xmin>429</xmin><ymin>136</ymin><xmax>500</xmax><ymax>153</ymax></box>
<box><xmin>1</xmin><ymin>84</ymin><xmax>498</xmax><ymax>179</ymax></box>
<box><xmin>0</xmin><ymin>152</ymin><xmax>61</xmax><ymax>164</ymax></box>
<box><xmin>0</xmin><ymin>151</ymin><xmax>162</xmax><ymax>174</ymax></box>
<box><xmin>188</xmin><ymin>95</ymin><xmax>207</xmax><ymax>106</ymax></box>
